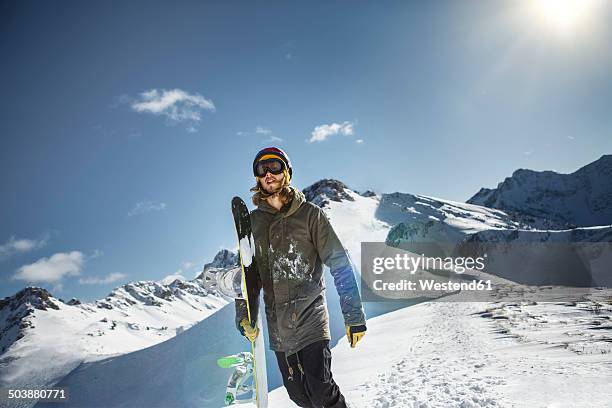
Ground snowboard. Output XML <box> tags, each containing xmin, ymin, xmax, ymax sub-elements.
<box><xmin>231</xmin><ymin>196</ymin><xmax>268</xmax><ymax>408</ymax></box>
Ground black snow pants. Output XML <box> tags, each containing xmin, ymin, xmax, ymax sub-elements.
<box><xmin>275</xmin><ymin>340</ymin><xmax>347</xmax><ymax>408</ymax></box>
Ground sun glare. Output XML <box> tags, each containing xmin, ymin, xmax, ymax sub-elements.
<box><xmin>532</xmin><ymin>0</ymin><xmax>599</xmax><ymax>34</ymax></box>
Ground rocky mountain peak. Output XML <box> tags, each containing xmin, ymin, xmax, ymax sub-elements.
<box><xmin>0</xmin><ymin>287</ymin><xmax>62</xmax><ymax>353</ymax></box>
<box><xmin>303</xmin><ymin>179</ymin><xmax>356</xmax><ymax>207</ymax></box>
<box><xmin>199</xmin><ymin>249</ymin><xmax>238</xmax><ymax>278</ymax></box>
<box><xmin>467</xmin><ymin>155</ymin><xmax>612</xmax><ymax>229</ymax></box>
<box><xmin>0</xmin><ymin>287</ymin><xmax>60</xmax><ymax>313</ymax></box>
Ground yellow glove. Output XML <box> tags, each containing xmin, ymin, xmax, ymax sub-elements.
<box><xmin>239</xmin><ymin>318</ymin><xmax>259</xmax><ymax>342</ymax></box>
<box><xmin>346</xmin><ymin>324</ymin><xmax>367</xmax><ymax>348</ymax></box>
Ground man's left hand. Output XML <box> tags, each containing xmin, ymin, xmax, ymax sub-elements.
<box><xmin>346</xmin><ymin>325</ymin><xmax>367</xmax><ymax>348</ymax></box>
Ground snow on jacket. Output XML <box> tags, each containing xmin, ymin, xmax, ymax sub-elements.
<box><xmin>235</xmin><ymin>186</ymin><xmax>366</xmax><ymax>355</ymax></box>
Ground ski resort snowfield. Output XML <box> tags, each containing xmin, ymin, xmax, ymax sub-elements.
<box><xmin>270</xmin><ymin>297</ymin><xmax>612</xmax><ymax>408</ymax></box>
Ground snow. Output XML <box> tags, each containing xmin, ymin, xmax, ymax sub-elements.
<box><xmin>268</xmin><ymin>186</ymin><xmax>612</xmax><ymax>407</ymax></box>
<box><xmin>32</xmin><ymin>304</ymin><xmax>250</xmax><ymax>408</ymax></box>
<box><xmin>377</xmin><ymin>192</ymin><xmax>519</xmax><ymax>245</ymax></box>
<box><xmin>0</xmin><ymin>281</ymin><xmax>228</xmax><ymax>405</ymax></box>
<box><xmin>239</xmin><ymin>235</ymin><xmax>255</xmax><ymax>267</ymax></box>
<box><xmin>270</xmin><ymin>296</ymin><xmax>612</xmax><ymax>408</ymax></box>
<box><xmin>324</xmin><ymin>190</ymin><xmax>392</xmax><ymax>267</ymax></box>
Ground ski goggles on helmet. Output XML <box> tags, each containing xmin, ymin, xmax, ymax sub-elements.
<box><xmin>254</xmin><ymin>157</ymin><xmax>286</xmax><ymax>177</ymax></box>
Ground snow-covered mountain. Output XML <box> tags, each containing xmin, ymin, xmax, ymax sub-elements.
<box><xmin>0</xmin><ymin>263</ymin><xmax>229</xmax><ymax>403</ymax></box>
<box><xmin>303</xmin><ymin>179</ymin><xmax>359</xmax><ymax>207</ymax></box>
<box><xmin>304</xmin><ymin>178</ymin><xmax>521</xmax><ymax>248</ymax></box>
<box><xmin>0</xmin><ymin>288</ymin><xmax>58</xmax><ymax>353</ymax></box>
<box><xmin>201</xmin><ymin>248</ymin><xmax>238</xmax><ymax>272</ymax></box>
<box><xmin>378</xmin><ymin>192</ymin><xmax>522</xmax><ymax>243</ymax></box>
<box><xmin>468</xmin><ymin>155</ymin><xmax>612</xmax><ymax>229</ymax></box>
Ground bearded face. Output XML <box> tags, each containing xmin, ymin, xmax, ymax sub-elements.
<box><xmin>258</xmin><ymin>171</ymin><xmax>285</xmax><ymax>194</ymax></box>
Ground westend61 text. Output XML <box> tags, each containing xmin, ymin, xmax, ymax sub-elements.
<box><xmin>372</xmin><ymin>279</ymin><xmax>493</xmax><ymax>291</ymax></box>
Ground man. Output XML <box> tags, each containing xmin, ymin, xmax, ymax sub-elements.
<box><xmin>235</xmin><ymin>147</ymin><xmax>367</xmax><ymax>408</ymax></box>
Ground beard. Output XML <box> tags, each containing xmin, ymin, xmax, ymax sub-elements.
<box><xmin>251</xmin><ymin>174</ymin><xmax>291</xmax><ymax>207</ymax></box>
<box><xmin>262</xmin><ymin>179</ymin><xmax>283</xmax><ymax>194</ymax></box>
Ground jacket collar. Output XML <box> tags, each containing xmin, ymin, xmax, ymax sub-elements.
<box><xmin>257</xmin><ymin>186</ymin><xmax>305</xmax><ymax>217</ymax></box>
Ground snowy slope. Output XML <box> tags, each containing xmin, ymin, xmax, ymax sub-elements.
<box><xmin>0</xmin><ymin>270</ymin><xmax>228</xmax><ymax>405</ymax></box>
<box><xmin>468</xmin><ymin>155</ymin><xmax>612</xmax><ymax>229</ymax></box>
<box><xmin>377</xmin><ymin>192</ymin><xmax>523</xmax><ymax>264</ymax></box>
<box><xmin>270</xmin><ymin>294</ymin><xmax>612</xmax><ymax>408</ymax></box>
<box><xmin>35</xmin><ymin>304</ymin><xmax>248</xmax><ymax>408</ymax></box>
<box><xmin>378</xmin><ymin>192</ymin><xmax>520</xmax><ymax>238</ymax></box>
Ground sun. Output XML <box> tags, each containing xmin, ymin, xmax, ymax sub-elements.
<box><xmin>531</xmin><ymin>0</ymin><xmax>600</xmax><ymax>33</ymax></box>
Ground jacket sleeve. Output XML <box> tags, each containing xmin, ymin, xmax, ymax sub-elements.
<box><xmin>234</xmin><ymin>262</ymin><xmax>262</xmax><ymax>333</ymax></box>
<box><xmin>311</xmin><ymin>206</ymin><xmax>366</xmax><ymax>326</ymax></box>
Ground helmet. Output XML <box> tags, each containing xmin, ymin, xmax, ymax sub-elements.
<box><xmin>252</xmin><ymin>147</ymin><xmax>293</xmax><ymax>180</ymax></box>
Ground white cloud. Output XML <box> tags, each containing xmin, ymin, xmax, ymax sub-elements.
<box><xmin>172</xmin><ymin>260</ymin><xmax>197</xmax><ymax>279</ymax></box>
<box><xmin>79</xmin><ymin>272</ymin><xmax>127</xmax><ymax>285</ymax></box>
<box><xmin>238</xmin><ymin>126</ymin><xmax>283</xmax><ymax>142</ymax></box>
<box><xmin>255</xmin><ymin>126</ymin><xmax>272</xmax><ymax>135</ymax></box>
<box><xmin>128</xmin><ymin>200</ymin><xmax>167</xmax><ymax>217</ymax></box>
<box><xmin>13</xmin><ymin>251</ymin><xmax>84</xmax><ymax>283</ymax></box>
<box><xmin>163</xmin><ymin>258</ymin><xmax>205</xmax><ymax>282</ymax></box>
<box><xmin>355</xmin><ymin>139</ymin><xmax>364</xmax><ymax>144</ymax></box>
<box><xmin>128</xmin><ymin>88</ymin><xmax>215</xmax><ymax>131</ymax></box>
<box><xmin>0</xmin><ymin>235</ymin><xmax>49</xmax><ymax>260</ymax></box>
<box><xmin>131</xmin><ymin>88</ymin><xmax>215</xmax><ymax>119</ymax></box>
<box><xmin>308</xmin><ymin>121</ymin><xmax>354</xmax><ymax>143</ymax></box>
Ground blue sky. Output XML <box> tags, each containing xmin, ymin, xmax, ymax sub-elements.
<box><xmin>1</xmin><ymin>0</ymin><xmax>611</xmax><ymax>301</ymax></box>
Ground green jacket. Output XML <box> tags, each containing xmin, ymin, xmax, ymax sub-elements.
<box><xmin>235</xmin><ymin>186</ymin><xmax>366</xmax><ymax>355</ymax></box>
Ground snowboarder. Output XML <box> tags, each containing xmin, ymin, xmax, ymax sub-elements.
<box><xmin>235</xmin><ymin>147</ymin><xmax>367</xmax><ymax>408</ymax></box>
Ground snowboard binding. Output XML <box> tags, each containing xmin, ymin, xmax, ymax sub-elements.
<box><xmin>217</xmin><ymin>352</ymin><xmax>255</xmax><ymax>405</ymax></box>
